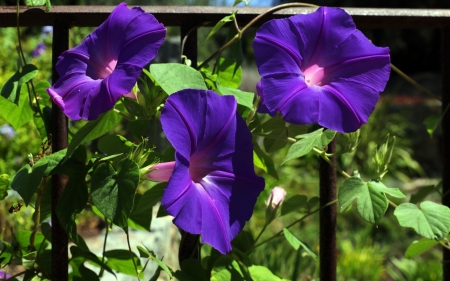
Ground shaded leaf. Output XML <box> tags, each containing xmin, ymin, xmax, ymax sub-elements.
<box><xmin>66</xmin><ymin>110</ymin><xmax>121</xmax><ymax>159</ymax></box>
<box><xmin>128</xmin><ymin>183</ymin><xmax>165</xmax><ymax>231</ymax></box>
<box><xmin>1</xmin><ymin>64</ymin><xmax>38</xmax><ymax>106</ymax></box>
<box><xmin>206</xmin><ymin>14</ymin><xmax>235</xmax><ymax>42</ymax></box>
<box><xmin>253</xmin><ymin>140</ymin><xmax>278</xmax><ymax>179</ymax></box>
<box><xmin>281</xmin><ymin>195</ymin><xmax>308</xmax><ymax>216</ymax></box>
<box><xmin>91</xmin><ymin>159</ymin><xmax>140</xmax><ymax>231</ymax></box>
<box><xmin>11</xmin><ymin>164</ymin><xmax>47</xmax><ymax>205</ymax></box>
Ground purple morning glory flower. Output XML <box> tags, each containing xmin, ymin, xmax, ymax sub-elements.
<box><xmin>148</xmin><ymin>89</ymin><xmax>265</xmax><ymax>254</ymax></box>
<box><xmin>47</xmin><ymin>3</ymin><xmax>166</xmax><ymax>120</ymax></box>
<box><xmin>32</xmin><ymin>42</ymin><xmax>46</xmax><ymax>58</ymax></box>
<box><xmin>253</xmin><ymin>7</ymin><xmax>390</xmax><ymax>133</ymax></box>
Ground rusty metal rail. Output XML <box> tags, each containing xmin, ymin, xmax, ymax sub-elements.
<box><xmin>1</xmin><ymin>4</ymin><xmax>450</xmax><ymax>281</ymax></box>
<box><xmin>2</xmin><ymin>6</ymin><xmax>450</xmax><ymax>28</ymax></box>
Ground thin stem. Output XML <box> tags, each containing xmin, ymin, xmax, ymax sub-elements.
<box><xmin>313</xmin><ymin>148</ymin><xmax>351</xmax><ymax>178</ymax></box>
<box><xmin>30</xmin><ymin>177</ymin><xmax>47</xmax><ymax>251</ymax></box>
<box><xmin>440</xmin><ymin>240</ymin><xmax>450</xmax><ymax>251</ymax></box>
<box><xmin>253</xmin><ymin>224</ymin><xmax>268</xmax><ymax>245</ymax></box>
<box><xmin>388</xmin><ymin>199</ymin><xmax>397</xmax><ymax>208</ymax></box>
<box><xmin>99</xmin><ymin>220</ymin><xmax>112</xmax><ymax>278</ymax></box>
<box><xmin>391</xmin><ymin>63</ymin><xmax>441</xmax><ymax>101</ymax></box>
<box><xmin>254</xmin><ymin>133</ymin><xmax>296</xmax><ymax>143</ymax></box>
<box><xmin>197</xmin><ymin>3</ymin><xmax>318</xmax><ymax>69</ymax></box>
<box><xmin>126</xmin><ymin>228</ymin><xmax>140</xmax><ymax>280</ymax></box>
<box><xmin>249</xmin><ymin>199</ymin><xmax>338</xmax><ymax>252</ymax></box>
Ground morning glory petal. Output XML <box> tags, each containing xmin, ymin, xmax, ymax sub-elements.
<box><xmin>47</xmin><ymin>2</ymin><xmax>166</xmax><ymax>120</ymax></box>
<box><xmin>160</xmin><ymin>89</ymin><xmax>265</xmax><ymax>254</ymax></box>
<box><xmin>253</xmin><ymin>6</ymin><xmax>390</xmax><ymax>132</ymax></box>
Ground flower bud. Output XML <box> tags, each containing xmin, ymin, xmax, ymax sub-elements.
<box><xmin>265</xmin><ymin>186</ymin><xmax>286</xmax><ymax>224</ymax></box>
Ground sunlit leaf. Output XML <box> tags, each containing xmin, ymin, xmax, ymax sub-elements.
<box><xmin>283</xmin><ymin>128</ymin><xmax>336</xmax><ymax>163</ymax></box>
<box><xmin>338</xmin><ymin>178</ymin><xmax>404</xmax><ymax>224</ymax></box>
<box><xmin>0</xmin><ymin>86</ymin><xmax>33</xmax><ymax>129</ymax></box>
<box><xmin>404</xmin><ymin>238</ymin><xmax>439</xmax><ymax>259</ymax></box>
<box><xmin>151</xmin><ymin>63</ymin><xmax>207</xmax><ymax>95</ymax></box>
<box><xmin>283</xmin><ymin>228</ymin><xmax>317</xmax><ymax>260</ymax></box>
<box><xmin>205</xmin><ymin>14</ymin><xmax>235</xmax><ymax>42</ymax></box>
<box><xmin>394</xmin><ymin>201</ymin><xmax>450</xmax><ymax>240</ymax></box>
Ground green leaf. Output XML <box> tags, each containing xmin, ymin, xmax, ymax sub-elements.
<box><xmin>283</xmin><ymin>128</ymin><xmax>336</xmax><ymax>163</ymax></box>
<box><xmin>216</xmin><ymin>58</ymin><xmax>242</xmax><ymax>89</ymax></box>
<box><xmin>217</xmin><ymin>85</ymin><xmax>254</xmax><ymax>110</ymax></box>
<box><xmin>25</xmin><ymin>0</ymin><xmax>46</xmax><ymax>6</ymax></box>
<box><xmin>404</xmin><ymin>238</ymin><xmax>439</xmax><ymax>259</ymax></box>
<box><xmin>283</xmin><ymin>228</ymin><xmax>317</xmax><ymax>260</ymax></box>
<box><xmin>338</xmin><ymin>178</ymin><xmax>404</xmax><ymax>224</ymax></box>
<box><xmin>253</xmin><ymin>140</ymin><xmax>278</xmax><ymax>179</ymax></box>
<box><xmin>205</xmin><ymin>14</ymin><xmax>235</xmax><ymax>42</ymax></box>
<box><xmin>45</xmin><ymin>0</ymin><xmax>51</xmax><ymax>12</ymax></box>
<box><xmin>33</xmin><ymin>80</ymin><xmax>51</xmax><ymax>106</ymax></box>
<box><xmin>128</xmin><ymin>183</ymin><xmax>165</xmax><ymax>231</ymax></box>
<box><xmin>70</xmin><ymin>257</ymin><xmax>100</xmax><ymax>281</ymax></box>
<box><xmin>394</xmin><ymin>201</ymin><xmax>450</xmax><ymax>240</ymax></box>
<box><xmin>11</xmin><ymin>163</ymin><xmax>47</xmax><ymax>205</ymax></box>
<box><xmin>1</xmin><ymin>64</ymin><xmax>38</xmax><ymax>106</ymax></box>
<box><xmin>211</xmin><ymin>256</ymin><xmax>244</xmax><ymax>281</ymax></box>
<box><xmin>226</xmin><ymin>25</ymin><xmax>244</xmax><ymax>68</ymax></box>
<box><xmin>175</xmin><ymin>259</ymin><xmax>208</xmax><ymax>281</ymax></box>
<box><xmin>98</xmin><ymin>134</ymin><xmax>134</xmax><ymax>155</ymax></box>
<box><xmin>0</xmin><ymin>85</ymin><xmax>33</xmax><ymax>129</ymax></box>
<box><xmin>91</xmin><ymin>159</ymin><xmax>140</xmax><ymax>231</ymax></box>
<box><xmin>261</xmin><ymin>116</ymin><xmax>307</xmax><ymax>153</ymax></box>
<box><xmin>34</xmin><ymin>106</ymin><xmax>52</xmax><ymax>139</ymax></box>
<box><xmin>150</xmin><ymin>63</ymin><xmax>207</xmax><ymax>95</ymax></box>
<box><xmin>70</xmin><ymin>246</ymin><xmax>115</xmax><ymax>277</ymax></box>
<box><xmin>281</xmin><ymin>195</ymin><xmax>308</xmax><ymax>216</ymax></box>
<box><xmin>104</xmin><ymin>249</ymin><xmax>143</xmax><ymax>277</ymax></box>
<box><xmin>66</xmin><ymin>109</ymin><xmax>121</xmax><ymax>159</ymax></box>
<box><xmin>147</xmin><ymin>250</ymin><xmax>173</xmax><ymax>279</ymax></box>
<box><xmin>248</xmin><ymin>265</ymin><xmax>284</xmax><ymax>281</ymax></box>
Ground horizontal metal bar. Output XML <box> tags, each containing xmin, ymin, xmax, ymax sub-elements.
<box><xmin>1</xmin><ymin>5</ymin><xmax>450</xmax><ymax>28</ymax></box>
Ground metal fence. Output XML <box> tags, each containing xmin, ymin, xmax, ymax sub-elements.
<box><xmin>1</xmin><ymin>5</ymin><xmax>450</xmax><ymax>281</ymax></box>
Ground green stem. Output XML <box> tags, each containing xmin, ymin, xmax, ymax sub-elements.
<box><xmin>99</xmin><ymin>220</ymin><xmax>111</xmax><ymax>278</ymax></box>
<box><xmin>313</xmin><ymin>148</ymin><xmax>351</xmax><ymax>178</ymax></box>
<box><xmin>439</xmin><ymin>240</ymin><xmax>450</xmax><ymax>251</ymax></box>
<box><xmin>391</xmin><ymin>63</ymin><xmax>440</xmax><ymax>101</ymax></box>
<box><xmin>248</xmin><ymin>199</ymin><xmax>338</xmax><ymax>253</ymax></box>
<box><xmin>126</xmin><ymin>228</ymin><xmax>140</xmax><ymax>280</ymax></box>
<box><xmin>253</xmin><ymin>223</ymin><xmax>268</xmax><ymax>245</ymax></box>
<box><xmin>253</xmin><ymin>133</ymin><xmax>296</xmax><ymax>143</ymax></box>
<box><xmin>197</xmin><ymin>3</ymin><xmax>318</xmax><ymax>70</ymax></box>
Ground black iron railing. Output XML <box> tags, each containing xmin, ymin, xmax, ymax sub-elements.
<box><xmin>1</xmin><ymin>5</ymin><xmax>450</xmax><ymax>281</ymax></box>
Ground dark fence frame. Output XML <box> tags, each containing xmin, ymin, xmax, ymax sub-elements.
<box><xmin>1</xmin><ymin>5</ymin><xmax>450</xmax><ymax>281</ymax></box>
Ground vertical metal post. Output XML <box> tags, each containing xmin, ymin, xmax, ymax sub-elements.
<box><xmin>180</xmin><ymin>21</ymin><xmax>198</xmax><ymax>68</ymax></box>
<box><xmin>319</xmin><ymin>138</ymin><xmax>337</xmax><ymax>280</ymax></box>
<box><xmin>178</xmin><ymin>21</ymin><xmax>200</xmax><ymax>265</ymax></box>
<box><xmin>51</xmin><ymin>19</ymin><xmax>69</xmax><ymax>281</ymax></box>
<box><xmin>441</xmin><ymin>25</ymin><xmax>450</xmax><ymax>281</ymax></box>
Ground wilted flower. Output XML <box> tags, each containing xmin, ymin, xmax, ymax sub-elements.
<box><xmin>147</xmin><ymin>89</ymin><xmax>265</xmax><ymax>254</ymax></box>
<box><xmin>32</xmin><ymin>42</ymin><xmax>46</xmax><ymax>58</ymax></box>
<box><xmin>253</xmin><ymin>7</ymin><xmax>390</xmax><ymax>133</ymax></box>
<box><xmin>47</xmin><ymin>2</ymin><xmax>166</xmax><ymax>120</ymax></box>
